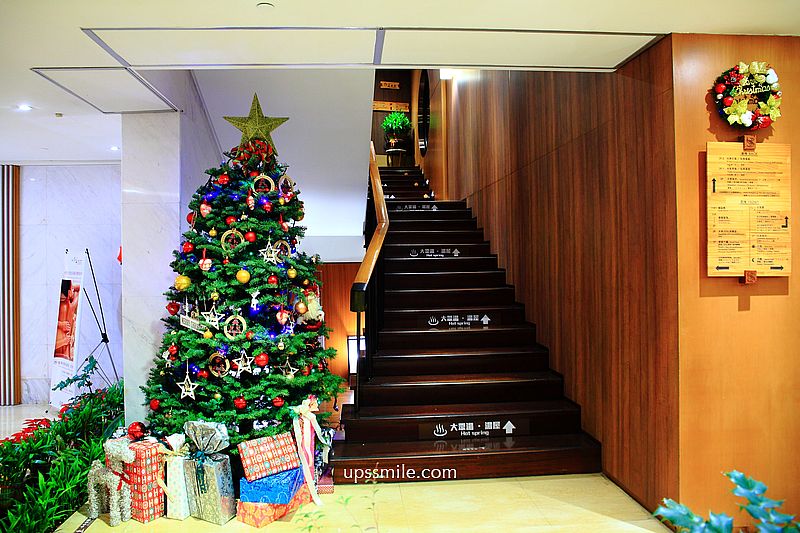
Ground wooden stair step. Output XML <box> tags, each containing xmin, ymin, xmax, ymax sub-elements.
<box><xmin>360</xmin><ymin>371</ymin><xmax>561</xmax><ymax>405</ymax></box>
<box><xmin>331</xmin><ymin>433</ymin><xmax>601</xmax><ymax>483</ymax></box>
<box><xmin>378</xmin><ymin>324</ymin><xmax>536</xmax><ymax>349</ymax></box>
<box><xmin>382</xmin><ymin>304</ymin><xmax>525</xmax><ymax>329</ymax></box>
<box><xmin>341</xmin><ymin>400</ymin><xmax>581</xmax><ymax>441</ymax></box>
<box><xmin>383</xmin><ymin>243</ymin><xmax>491</xmax><ymax>259</ymax></box>
<box><xmin>384</xmin><ymin>270</ymin><xmax>507</xmax><ymax>289</ymax></box>
<box><xmin>384</xmin><ymin>256</ymin><xmax>499</xmax><ymax>273</ymax></box>
<box><xmin>386</xmin><ymin>200</ymin><xmax>466</xmax><ymax>211</ymax></box>
<box><xmin>373</xmin><ymin>344</ymin><xmax>549</xmax><ymax>375</ymax></box>
<box><xmin>384</xmin><ymin>286</ymin><xmax>516</xmax><ymax>307</ymax></box>
<box><xmin>385</xmin><ymin>230</ymin><xmax>486</xmax><ymax>245</ymax></box>
<box><xmin>389</xmin><ymin>218</ymin><xmax>478</xmax><ymax>231</ymax></box>
<box><xmin>389</xmin><ymin>209</ymin><xmax>473</xmax><ymax>220</ymax></box>
<box><xmin>381</xmin><ymin>192</ymin><xmax>434</xmax><ymax>200</ymax></box>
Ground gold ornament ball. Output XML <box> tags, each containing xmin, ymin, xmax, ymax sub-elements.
<box><xmin>302</xmin><ymin>279</ymin><xmax>310</xmax><ymax>286</ymax></box>
<box><xmin>277</xmin><ymin>341</ymin><xmax>285</xmax><ymax>350</ymax></box>
<box><xmin>287</xmin><ymin>267</ymin><xmax>298</xmax><ymax>279</ymax></box>
<box><xmin>210</xmin><ymin>291</ymin><xmax>220</xmax><ymax>301</ymax></box>
<box><xmin>175</xmin><ymin>275</ymin><xmax>192</xmax><ymax>291</ymax></box>
<box><xmin>213</xmin><ymin>392</ymin><xmax>222</xmax><ymax>400</ymax></box>
<box><xmin>295</xmin><ymin>301</ymin><xmax>308</xmax><ymax>314</ymax></box>
<box><xmin>203</xmin><ymin>329</ymin><xmax>213</xmax><ymax>339</ymax></box>
<box><xmin>209</xmin><ymin>228</ymin><xmax>218</xmax><ymax>237</ymax></box>
<box><xmin>236</xmin><ymin>269</ymin><xmax>251</xmax><ymax>284</ymax></box>
<box><xmin>279</xmin><ymin>197</ymin><xmax>286</xmax><ymax>205</ymax></box>
<box><xmin>159</xmin><ymin>371</ymin><xmax>165</xmax><ymax>376</ymax></box>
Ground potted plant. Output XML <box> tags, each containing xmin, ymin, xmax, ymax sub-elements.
<box><xmin>381</xmin><ymin>111</ymin><xmax>412</xmax><ymax>150</ymax></box>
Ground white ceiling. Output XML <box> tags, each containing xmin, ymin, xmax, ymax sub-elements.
<box><xmin>1</xmin><ymin>0</ymin><xmax>800</xmax><ymax>163</ymax></box>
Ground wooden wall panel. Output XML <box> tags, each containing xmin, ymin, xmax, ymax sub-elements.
<box><xmin>445</xmin><ymin>38</ymin><xmax>679</xmax><ymax>511</ymax></box>
<box><xmin>412</xmin><ymin>69</ymin><xmax>448</xmax><ymax>199</ymax></box>
<box><xmin>318</xmin><ymin>262</ymin><xmax>360</xmax><ymax>379</ymax></box>
<box><xmin>672</xmin><ymin>34</ymin><xmax>800</xmax><ymax>523</ymax></box>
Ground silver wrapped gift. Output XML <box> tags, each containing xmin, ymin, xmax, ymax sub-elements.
<box><xmin>183</xmin><ymin>421</ymin><xmax>236</xmax><ymax>525</ymax></box>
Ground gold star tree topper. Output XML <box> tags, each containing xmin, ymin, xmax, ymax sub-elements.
<box><xmin>224</xmin><ymin>94</ymin><xmax>288</xmax><ymax>154</ymax></box>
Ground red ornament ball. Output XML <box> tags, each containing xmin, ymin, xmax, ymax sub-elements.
<box><xmin>267</xmin><ymin>274</ymin><xmax>279</xmax><ymax>285</ymax></box>
<box><xmin>263</xmin><ymin>202</ymin><xmax>273</xmax><ymax>213</ymax></box>
<box><xmin>197</xmin><ymin>369</ymin><xmax>209</xmax><ymax>379</ymax></box>
<box><xmin>317</xmin><ymin>363</ymin><xmax>324</xmax><ymax>371</ymax></box>
<box><xmin>234</xmin><ymin>396</ymin><xmax>247</xmax><ymax>409</ymax></box>
<box><xmin>714</xmin><ymin>83</ymin><xmax>726</xmax><ymax>94</ymax></box>
<box><xmin>272</xmin><ymin>396</ymin><xmax>284</xmax><ymax>407</ymax></box>
<box><xmin>244</xmin><ymin>231</ymin><xmax>257</xmax><ymax>242</ymax></box>
<box><xmin>127</xmin><ymin>422</ymin><xmax>147</xmax><ymax>440</ymax></box>
<box><xmin>245</xmin><ymin>331</ymin><xmax>255</xmax><ymax>340</ymax></box>
<box><xmin>149</xmin><ymin>399</ymin><xmax>160</xmax><ymax>411</ymax></box>
<box><xmin>301</xmin><ymin>366</ymin><xmax>311</xmax><ymax>376</ymax></box>
<box><xmin>168</xmin><ymin>344</ymin><xmax>178</xmax><ymax>355</ymax></box>
<box><xmin>182</xmin><ymin>242</ymin><xmax>194</xmax><ymax>253</ymax></box>
<box><xmin>217</xmin><ymin>174</ymin><xmax>230</xmax><ymax>186</ymax></box>
<box><xmin>249</xmin><ymin>171</ymin><xmax>259</xmax><ymax>177</ymax></box>
<box><xmin>166</xmin><ymin>301</ymin><xmax>180</xmax><ymax>316</ymax></box>
<box><xmin>225</xmin><ymin>216</ymin><xmax>237</xmax><ymax>226</ymax></box>
<box><xmin>223</xmin><ymin>258</ymin><xmax>230</xmax><ymax>265</ymax></box>
<box><xmin>722</xmin><ymin>96</ymin><xmax>734</xmax><ymax>107</ymax></box>
<box><xmin>186</xmin><ymin>212</ymin><xmax>195</xmax><ymax>224</ymax></box>
<box><xmin>255</xmin><ymin>353</ymin><xmax>269</xmax><ymax>367</ymax></box>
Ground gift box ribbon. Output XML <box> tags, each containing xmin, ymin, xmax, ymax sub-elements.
<box><xmin>291</xmin><ymin>397</ymin><xmax>332</xmax><ymax>506</ymax></box>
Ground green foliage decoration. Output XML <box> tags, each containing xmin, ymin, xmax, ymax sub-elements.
<box><xmin>380</xmin><ymin>111</ymin><xmax>412</xmax><ymax>136</ymax></box>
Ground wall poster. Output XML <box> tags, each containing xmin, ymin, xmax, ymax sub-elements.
<box><xmin>49</xmin><ymin>250</ymin><xmax>85</xmax><ymax>407</ymax></box>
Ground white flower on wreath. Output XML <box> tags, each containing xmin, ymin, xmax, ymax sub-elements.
<box><xmin>765</xmin><ymin>68</ymin><xmax>779</xmax><ymax>85</ymax></box>
<box><xmin>741</xmin><ymin>111</ymin><xmax>754</xmax><ymax>127</ymax></box>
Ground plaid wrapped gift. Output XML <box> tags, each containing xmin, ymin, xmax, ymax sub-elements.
<box><xmin>122</xmin><ymin>439</ymin><xmax>165</xmax><ymax>523</ymax></box>
<box><xmin>237</xmin><ymin>432</ymin><xmax>300</xmax><ymax>481</ymax></box>
<box><xmin>240</xmin><ymin>467</ymin><xmax>304</xmax><ymax>504</ymax></box>
<box><xmin>236</xmin><ymin>483</ymin><xmax>312</xmax><ymax>528</ymax></box>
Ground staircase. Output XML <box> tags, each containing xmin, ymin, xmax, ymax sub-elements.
<box><xmin>332</xmin><ymin>166</ymin><xmax>600</xmax><ymax>482</ymax></box>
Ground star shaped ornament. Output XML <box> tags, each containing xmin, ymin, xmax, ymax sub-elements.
<box><xmin>178</xmin><ymin>372</ymin><xmax>199</xmax><ymax>400</ymax></box>
<box><xmin>233</xmin><ymin>350</ymin><xmax>254</xmax><ymax>378</ymax></box>
<box><xmin>224</xmin><ymin>94</ymin><xmax>288</xmax><ymax>154</ymax></box>
<box><xmin>201</xmin><ymin>306</ymin><xmax>224</xmax><ymax>329</ymax></box>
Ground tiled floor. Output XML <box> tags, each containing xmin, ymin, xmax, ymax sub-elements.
<box><xmin>0</xmin><ymin>403</ymin><xmax>55</xmax><ymax>438</ymax></box>
<box><xmin>57</xmin><ymin>474</ymin><xmax>669</xmax><ymax>532</ymax></box>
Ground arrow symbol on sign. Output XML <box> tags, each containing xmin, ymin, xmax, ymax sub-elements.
<box><xmin>770</xmin><ymin>266</ymin><xmax>785</xmax><ymax>270</ymax></box>
<box><xmin>715</xmin><ymin>266</ymin><xmax>730</xmax><ymax>271</ymax></box>
<box><xmin>783</xmin><ymin>216</ymin><xmax>789</xmax><ymax>228</ymax></box>
<box><xmin>432</xmin><ymin>205</ymin><xmax>438</xmax><ymax>211</ymax></box>
<box><xmin>480</xmin><ymin>315</ymin><xmax>491</xmax><ymax>325</ymax></box>
<box><xmin>503</xmin><ymin>421</ymin><xmax>515</xmax><ymax>434</ymax></box>
<box><xmin>452</xmin><ymin>248</ymin><xmax>460</xmax><ymax>257</ymax></box>
<box><xmin>712</xmin><ymin>178</ymin><xmax>716</xmax><ymax>193</ymax></box>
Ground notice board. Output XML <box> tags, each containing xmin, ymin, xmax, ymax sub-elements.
<box><xmin>707</xmin><ymin>142</ymin><xmax>791</xmax><ymax>277</ymax></box>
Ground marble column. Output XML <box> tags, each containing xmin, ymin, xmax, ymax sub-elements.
<box><xmin>121</xmin><ymin>112</ymin><xmax>180</xmax><ymax>423</ymax></box>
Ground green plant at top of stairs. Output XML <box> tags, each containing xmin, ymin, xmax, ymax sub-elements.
<box><xmin>655</xmin><ymin>471</ymin><xmax>799</xmax><ymax>533</ymax></box>
<box><xmin>381</xmin><ymin>111</ymin><xmax>411</xmax><ymax>136</ymax></box>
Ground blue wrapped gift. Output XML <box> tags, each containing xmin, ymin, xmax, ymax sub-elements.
<box><xmin>239</xmin><ymin>467</ymin><xmax>305</xmax><ymax>505</ymax></box>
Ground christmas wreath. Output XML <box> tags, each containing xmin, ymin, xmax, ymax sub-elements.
<box><xmin>712</xmin><ymin>61</ymin><xmax>782</xmax><ymax>131</ymax></box>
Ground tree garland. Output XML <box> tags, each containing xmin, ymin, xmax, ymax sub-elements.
<box><xmin>712</xmin><ymin>61</ymin><xmax>782</xmax><ymax>131</ymax></box>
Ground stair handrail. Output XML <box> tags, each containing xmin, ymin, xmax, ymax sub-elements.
<box><xmin>350</xmin><ymin>142</ymin><xmax>388</xmax><ymax>312</ymax></box>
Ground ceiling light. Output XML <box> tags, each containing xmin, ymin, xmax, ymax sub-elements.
<box><xmin>439</xmin><ymin>69</ymin><xmax>457</xmax><ymax>80</ymax></box>
<box><xmin>110</xmin><ymin>146</ymin><xmax>120</xmax><ymax>151</ymax></box>
<box><xmin>17</xmin><ymin>104</ymin><xmax>33</xmax><ymax>111</ymax></box>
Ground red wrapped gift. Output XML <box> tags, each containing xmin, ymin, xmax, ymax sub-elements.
<box><xmin>124</xmin><ymin>440</ymin><xmax>165</xmax><ymax>523</ymax></box>
<box><xmin>237</xmin><ymin>432</ymin><xmax>300</xmax><ymax>481</ymax></box>
<box><xmin>317</xmin><ymin>469</ymin><xmax>334</xmax><ymax>495</ymax></box>
<box><xmin>236</xmin><ymin>483</ymin><xmax>311</xmax><ymax>528</ymax></box>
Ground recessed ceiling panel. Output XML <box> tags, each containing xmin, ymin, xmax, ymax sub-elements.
<box><xmin>92</xmin><ymin>28</ymin><xmax>377</xmax><ymax>67</ymax></box>
<box><xmin>382</xmin><ymin>30</ymin><xmax>657</xmax><ymax>69</ymax></box>
<box><xmin>34</xmin><ymin>68</ymin><xmax>174</xmax><ymax>113</ymax></box>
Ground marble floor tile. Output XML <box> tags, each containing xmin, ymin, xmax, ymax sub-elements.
<box><xmin>0</xmin><ymin>403</ymin><xmax>56</xmax><ymax>439</ymax></box>
<box><xmin>56</xmin><ymin>473</ymin><xmax>667</xmax><ymax>532</ymax></box>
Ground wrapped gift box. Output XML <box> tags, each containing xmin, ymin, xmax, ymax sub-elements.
<box><xmin>237</xmin><ymin>432</ymin><xmax>300</xmax><ymax>481</ymax></box>
<box><xmin>317</xmin><ymin>468</ymin><xmax>334</xmax><ymax>495</ymax></box>
<box><xmin>240</xmin><ymin>467</ymin><xmax>304</xmax><ymax>504</ymax></box>
<box><xmin>236</xmin><ymin>483</ymin><xmax>312</xmax><ymax>528</ymax></box>
<box><xmin>122</xmin><ymin>439</ymin><xmax>165</xmax><ymax>523</ymax></box>
<box><xmin>184</xmin><ymin>421</ymin><xmax>236</xmax><ymax>525</ymax></box>
<box><xmin>163</xmin><ymin>434</ymin><xmax>190</xmax><ymax>520</ymax></box>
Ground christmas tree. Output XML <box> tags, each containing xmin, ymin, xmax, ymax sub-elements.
<box><xmin>142</xmin><ymin>94</ymin><xmax>344</xmax><ymax>447</ymax></box>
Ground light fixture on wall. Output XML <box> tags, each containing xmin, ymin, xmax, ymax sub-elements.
<box><xmin>110</xmin><ymin>146</ymin><xmax>120</xmax><ymax>151</ymax></box>
<box><xmin>439</xmin><ymin>69</ymin><xmax>457</xmax><ymax>80</ymax></box>
<box><xmin>16</xmin><ymin>104</ymin><xmax>33</xmax><ymax>111</ymax></box>
<box><xmin>346</xmin><ymin>335</ymin><xmax>365</xmax><ymax>374</ymax></box>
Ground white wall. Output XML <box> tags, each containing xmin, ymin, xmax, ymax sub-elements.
<box><xmin>19</xmin><ymin>164</ymin><xmax>122</xmax><ymax>403</ymax></box>
<box><xmin>194</xmin><ymin>69</ymin><xmax>375</xmax><ymax>262</ymax></box>
<box><xmin>122</xmin><ymin>70</ymin><xmax>219</xmax><ymax>423</ymax></box>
